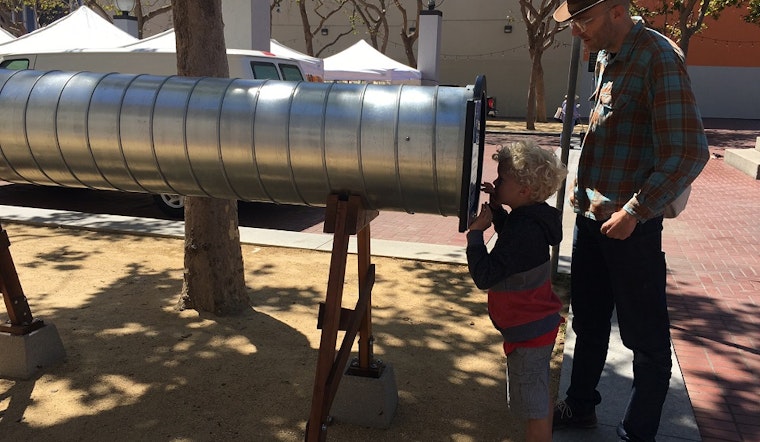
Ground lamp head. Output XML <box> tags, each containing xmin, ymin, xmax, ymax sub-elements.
<box><xmin>114</xmin><ymin>0</ymin><xmax>136</xmax><ymax>14</ymax></box>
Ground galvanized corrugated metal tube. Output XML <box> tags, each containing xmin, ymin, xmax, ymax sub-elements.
<box><xmin>0</xmin><ymin>69</ymin><xmax>485</xmax><ymax>223</ymax></box>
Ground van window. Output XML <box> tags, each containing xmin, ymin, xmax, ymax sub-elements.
<box><xmin>280</xmin><ymin>64</ymin><xmax>304</xmax><ymax>81</ymax></box>
<box><xmin>0</xmin><ymin>59</ymin><xmax>30</xmax><ymax>70</ymax></box>
<box><xmin>250</xmin><ymin>61</ymin><xmax>281</xmax><ymax>80</ymax></box>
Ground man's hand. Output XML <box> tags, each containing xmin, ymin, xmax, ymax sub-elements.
<box><xmin>568</xmin><ymin>178</ymin><xmax>578</xmax><ymax>209</ymax></box>
<box><xmin>600</xmin><ymin>209</ymin><xmax>638</xmax><ymax>240</ymax></box>
<box><xmin>469</xmin><ymin>203</ymin><xmax>493</xmax><ymax>231</ymax></box>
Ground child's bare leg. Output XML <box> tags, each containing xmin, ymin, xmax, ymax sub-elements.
<box><xmin>525</xmin><ymin>392</ymin><xmax>553</xmax><ymax>442</ymax></box>
<box><xmin>526</xmin><ymin>415</ymin><xmax>552</xmax><ymax>442</ymax></box>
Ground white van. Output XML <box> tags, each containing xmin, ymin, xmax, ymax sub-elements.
<box><xmin>0</xmin><ymin>48</ymin><xmax>310</xmax><ymax>217</ymax></box>
<box><xmin>0</xmin><ymin>47</ymin><xmax>307</xmax><ymax>82</ymax></box>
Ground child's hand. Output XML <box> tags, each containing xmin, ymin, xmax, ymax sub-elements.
<box><xmin>481</xmin><ymin>182</ymin><xmax>501</xmax><ymax>210</ymax></box>
<box><xmin>468</xmin><ymin>203</ymin><xmax>493</xmax><ymax>231</ymax></box>
<box><xmin>481</xmin><ymin>182</ymin><xmax>495</xmax><ymax>196</ymax></box>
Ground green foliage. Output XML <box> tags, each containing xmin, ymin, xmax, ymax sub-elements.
<box><xmin>631</xmin><ymin>0</ymin><xmax>760</xmax><ymax>55</ymax></box>
<box><xmin>632</xmin><ymin>0</ymin><xmax>759</xmax><ymax>38</ymax></box>
<box><xmin>1</xmin><ymin>0</ymin><xmax>69</xmax><ymax>14</ymax></box>
<box><xmin>747</xmin><ymin>0</ymin><xmax>760</xmax><ymax>22</ymax></box>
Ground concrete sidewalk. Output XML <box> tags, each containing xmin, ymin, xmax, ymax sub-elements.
<box><xmin>550</xmin><ymin>145</ymin><xmax>700</xmax><ymax>441</ymax></box>
<box><xmin>557</xmin><ymin>313</ymin><xmax>700</xmax><ymax>441</ymax></box>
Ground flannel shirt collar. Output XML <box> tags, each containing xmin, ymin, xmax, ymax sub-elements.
<box><xmin>601</xmin><ymin>18</ymin><xmax>645</xmax><ymax>67</ymax></box>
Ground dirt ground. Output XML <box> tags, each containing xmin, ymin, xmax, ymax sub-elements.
<box><xmin>0</xmin><ymin>222</ymin><xmax>568</xmax><ymax>441</ymax></box>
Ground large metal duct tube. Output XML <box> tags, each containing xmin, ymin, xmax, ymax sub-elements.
<box><xmin>0</xmin><ymin>69</ymin><xmax>486</xmax><ymax>230</ymax></box>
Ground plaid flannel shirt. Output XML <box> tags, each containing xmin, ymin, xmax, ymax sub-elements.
<box><xmin>574</xmin><ymin>19</ymin><xmax>709</xmax><ymax>222</ymax></box>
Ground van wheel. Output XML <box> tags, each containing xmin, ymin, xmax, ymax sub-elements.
<box><xmin>153</xmin><ymin>194</ymin><xmax>185</xmax><ymax>218</ymax></box>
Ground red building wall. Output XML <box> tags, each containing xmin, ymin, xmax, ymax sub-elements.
<box><xmin>685</xmin><ymin>7</ymin><xmax>760</xmax><ymax>67</ymax></box>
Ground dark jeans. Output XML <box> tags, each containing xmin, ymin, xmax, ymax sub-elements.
<box><xmin>567</xmin><ymin>214</ymin><xmax>672</xmax><ymax>442</ymax></box>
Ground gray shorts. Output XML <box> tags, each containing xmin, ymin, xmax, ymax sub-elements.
<box><xmin>505</xmin><ymin>344</ymin><xmax>554</xmax><ymax>419</ymax></box>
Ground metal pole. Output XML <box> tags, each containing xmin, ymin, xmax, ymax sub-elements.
<box><xmin>551</xmin><ymin>35</ymin><xmax>581</xmax><ymax>280</ymax></box>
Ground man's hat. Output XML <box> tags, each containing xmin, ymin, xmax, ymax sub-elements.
<box><xmin>553</xmin><ymin>0</ymin><xmax>608</xmax><ymax>22</ymax></box>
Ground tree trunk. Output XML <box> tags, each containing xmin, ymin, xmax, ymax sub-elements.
<box><xmin>534</xmin><ymin>48</ymin><xmax>547</xmax><ymax>123</ymax></box>
<box><xmin>299</xmin><ymin>0</ymin><xmax>314</xmax><ymax>56</ymax></box>
<box><xmin>177</xmin><ymin>197</ymin><xmax>248</xmax><ymax>316</ymax></box>
<box><xmin>520</xmin><ymin>0</ymin><xmax>561</xmax><ymax>129</ymax></box>
<box><xmin>171</xmin><ymin>0</ymin><xmax>250</xmax><ymax>316</ymax></box>
<box><xmin>525</xmin><ymin>57</ymin><xmax>537</xmax><ymax>130</ymax></box>
<box><xmin>526</xmin><ymin>47</ymin><xmax>548</xmax><ymax>129</ymax></box>
<box><xmin>395</xmin><ymin>0</ymin><xmax>421</xmax><ymax>66</ymax></box>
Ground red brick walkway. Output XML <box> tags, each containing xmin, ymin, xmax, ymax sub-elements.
<box><xmin>663</xmin><ymin>156</ymin><xmax>760</xmax><ymax>442</ymax></box>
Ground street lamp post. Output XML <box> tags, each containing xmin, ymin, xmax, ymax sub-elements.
<box><xmin>113</xmin><ymin>0</ymin><xmax>138</xmax><ymax>38</ymax></box>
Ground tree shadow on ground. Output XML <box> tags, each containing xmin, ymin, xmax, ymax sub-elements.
<box><xmin>703</xmin><ymin>128</ymin><xmax>759</xmax><ymax>152</ymax></box>
<box><xmin>0</xmin><ymin>224</ymin><xmax>538</xmax><ymax>441</ymax></box>
<box><xmin>668</xmin><ymin>279</ymin><xmax>759</xmax><ymax>440</ymax></box>
<box><xmin>1</xmin><ymin>226</ymin><xmax>316</xmax><ymax>441</ymax></box>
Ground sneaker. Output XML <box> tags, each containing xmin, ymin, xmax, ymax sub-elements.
<box><xmin>553</xmin><ymin>399</ymin><xmax>598</xmax><ymax>429</ymax></box>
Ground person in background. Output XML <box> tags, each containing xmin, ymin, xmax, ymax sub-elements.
<box><xmin>551</xmin><ymin>0</ymin><xmax>709</xmax><ymax>440</ymax></box>
<box><xmin>556</xmin><ymin>95</ymin><xmax>582</xmax><ymax>148</ymax></box>
<box><xmin>467</xmin><ymin>140</ymin><xmax>568</xmax><ymax>442</ymax></box>
<box><xmin>559</xmin><ymin>95</ymin><xmax>582</xmax><ymax>126</ymax></box>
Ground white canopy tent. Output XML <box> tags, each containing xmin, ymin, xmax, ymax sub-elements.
<box><xmin>121</xmin><ymin>28</ymin><xmax>175</xmax><ymax>50</ymax></box>
<box><xmin>0</xmin><ymin>6</ymin><xmax>137</xmax><ymax>55</ymax></box>
<box><xmin>323</xmin><ymin>39</ymin><xmax>421</xmax><ymax>84</ymax></box>
<box><xmin>0</xmin><ymin>27</ymin><xmax>14</xmax><ymax>44</ymax></box>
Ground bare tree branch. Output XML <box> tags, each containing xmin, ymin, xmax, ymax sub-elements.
<box><xmin>519</xmin><ymin>0</ymin><xmax>562</xmax><ymax>129</ymax></box>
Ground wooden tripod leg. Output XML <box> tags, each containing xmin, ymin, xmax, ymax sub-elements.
<box><xmin>306</xmin><ymin>197</ymin><xmax>352</xmax><ymax>442</ymax></box>
<box><xmin>306</xmin><ymin>195</ymin><xmax>379</xmax><ymax>441</ymax></box>
<box><xmin>356</xmin><ymin>224</ymin><xmax>373</xmax><ymax>370</ymax></box>
<box><xmin>0</xmin><ymin>222</ymin><xmax>43</xmax><ymax>335</ymax></box>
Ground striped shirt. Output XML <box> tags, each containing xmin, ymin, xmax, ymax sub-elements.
<box><xmin>574</xmin><ymin>19</ymin><xmax>709</xmax><ymax>222</ymax></box>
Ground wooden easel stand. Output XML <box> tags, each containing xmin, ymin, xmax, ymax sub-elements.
<box><xmin>305</xmin><ymin>194</ymin><xmax>379</xmax><ymax>441</ymax></box>
<box><xmin>0</xmin><ymin>222</ymin><xmax>44</xmax><ymax>335</ymax></box>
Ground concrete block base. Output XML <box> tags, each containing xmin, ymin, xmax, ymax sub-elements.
<box><xmin>725</xmin><ymin>148</ymin><xmax>760</xmax><ymax>179</ymax></box>
<box><xmin>331</xmin><ymin>362</ymin><xmax>398</xmax><ymax>429</ymax></box>
<box><xmin>725</xmin><ymin>137</ymin><xmax>760</xmax><ymax>180</ymax></box>
<box><xmin>0</xmin><ymin>323</ymin><xmax>66</xmax><ymax>379</ymax></box>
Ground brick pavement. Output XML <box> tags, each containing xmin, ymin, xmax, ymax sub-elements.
<box><xmin>663</xmin><ymin>155</ymin><xmax>760</xmax><ymax>442</ymax></box>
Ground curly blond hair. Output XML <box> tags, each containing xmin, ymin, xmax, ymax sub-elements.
<box><xmin>492</xmin><ymin>140</ymin><xmax>568</xmax><ymax>202</ymax></box>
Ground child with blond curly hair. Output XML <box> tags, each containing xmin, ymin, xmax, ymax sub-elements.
<box><xmin>466</xmin><ymin>140</ymin><xmax>568</xmax><ymax>442</ymax></box>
